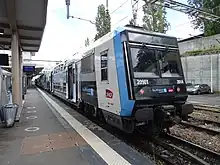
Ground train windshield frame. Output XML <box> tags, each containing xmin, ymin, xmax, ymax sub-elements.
<box><xmin>127</xmin><ymin>31</ymin><xmax>178</xmax><ymax>47</ymax></box>
<box><xmin>126</xmin><ymin>31</ymin><xmax>183</xmax><ymax>78</ymax></box>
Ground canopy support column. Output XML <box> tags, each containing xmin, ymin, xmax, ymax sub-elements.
<box><xmin>11</xmin><ymin>32</ymin><xmax>22</xmax><ymax>121</ymax></box>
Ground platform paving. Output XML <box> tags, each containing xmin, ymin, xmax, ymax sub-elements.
<box><xmin>0</xmin><ymin>89</ymin><xmax>154</xmax><ymax>165</ymax></box>
<box><xmin>41</xmin><ymin>89</ymin><xmax>154</xmax><ymax>165</ymax></box>
<box><xmin>0</xmin><ymin>89</ymin><xmax>107</xmax><ymax>165</ymax></box>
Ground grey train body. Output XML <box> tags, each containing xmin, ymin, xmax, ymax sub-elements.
<box><xmin>36</xmin><ymin>25</ymin><xmax>193</xmax><ymax>136</ymax></box>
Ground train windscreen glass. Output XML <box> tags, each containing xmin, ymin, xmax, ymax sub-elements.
<box><xmin>130</xmin><ymin>47</ymin><xmax>183</xmax><ymax>78</ymax></box>
<box><xmin>157</xmin><ymin>50</ymin><xmax>183</xmax><ymax>77</ymax></box>
<box><xmin>130</xmin><ymin>47</ymin><xmax>160</xmax><ymax>78</ymax></box>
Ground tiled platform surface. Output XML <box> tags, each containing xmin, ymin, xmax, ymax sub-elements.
<box><xmin>0</xmin><ymin>89</ymin><xmax>107</xmax><ymax>165</ymax></box>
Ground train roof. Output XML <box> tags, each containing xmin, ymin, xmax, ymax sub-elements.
<box><xmin>123</xmin><ymin>25</ymin><xmax>176</xmax><ymax>38</ymax></box>
<box><xmin>67</xmin><ymin>58</ymin><xmax>78</xmax><ymax>65</ymax></box>
<box><xmin>77</xmin><ymin>25</ymin><xmax>177</xmax><ymax>60</ymax></box>
<box><xmin>52</xmin><ymin>25</ymin><xmax>178</xmax><ymax>70</ymax></box>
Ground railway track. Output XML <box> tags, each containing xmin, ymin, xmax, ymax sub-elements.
<box><xmin>138</xmin><ymin>139</ymin><xmax>194</xmax><ymax>165</ymax></box>
<box><xmin>180</xmin><ymin>117</ymin><xmax>220</xmax><ymax>135</ymax></box>
<box><xmin>193</xmin><ymin>104</ymin><xmax>220</xmax><ymax>113</ymax></box>
<box><xmin>134</xmin><ymin>131</ymin><xmax>220</xmax><ymax>165</ymax></box>
<box><xmin>156</xmin><ymin>134</ymin><xmax>220</xmax><ymax>165</ymax></box>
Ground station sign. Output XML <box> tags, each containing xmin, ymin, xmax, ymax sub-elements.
<box><xmin>23</xmin><ymin>66</ymin><xmax>35</xmax><ymax>72</ymax></box>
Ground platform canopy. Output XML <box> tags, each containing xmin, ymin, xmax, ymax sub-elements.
<box><xmin>0</xmin><ymin>0</ymin><xmax>48</xmax><ymax>52</ymax></box>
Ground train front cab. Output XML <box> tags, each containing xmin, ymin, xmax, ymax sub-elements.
<box><xmin>114</xmin><ymin>27</ymin><xmax>193</xmax><ymax>134</ymax></box>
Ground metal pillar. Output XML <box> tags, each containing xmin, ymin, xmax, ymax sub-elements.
<box><xmin>131</xmin><ymin>0</ymin><xmax>138</xmax><ymax>26</ymax></box>
<box><xmin>19</xmin><ymin>52</ymin><xmax>24</xmax><ymax>100</ymax></box>
<box><xmin>11</xmin><ymin>32</ymin><xmax>22</xmax><ymax>121</ymax></box>
<box><xmin>106</xmin><ymin>0</ymin><xmax>108</xmax><ymax>9</ymax></box>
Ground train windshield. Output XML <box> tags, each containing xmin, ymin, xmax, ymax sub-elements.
<box><xmin>130</xmin><ymin>46</ymin><xmax>183</xmax><ymax>78</ymax></box>
<box><xmin>130</xmin><ymin>47</ymin><xmax>160</xmax><ymax>78</ymax></box>
<box><xmin>157</xmin><ymin>49</ymin><xmax>183</xmax><ymax>77</ymax></box>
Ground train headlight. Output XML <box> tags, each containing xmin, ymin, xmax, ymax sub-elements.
<box><xmin>177</xmin><ymin>87</ymin><xmax>180</xmax><ymax>92</ymax></box>
<box><xmin>139</xmin><ymin>89</ymin><xmax>144</xmax><ymax>94</ymax></box>
<box><xmin>168</xmin><ymin>88</ymin><xmax>174</xmax><ymax>92</ymax></box>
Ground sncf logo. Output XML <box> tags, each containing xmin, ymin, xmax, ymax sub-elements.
<box><xmin>106</xmin><ymin>89</ymin><xmax>113</xmax><ymax>98</ymax></box>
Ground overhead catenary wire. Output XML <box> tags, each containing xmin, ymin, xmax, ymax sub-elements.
<box><xmin>132</xmin><ymin>0</ymin><xmax>140</xmax><ymax>7</ymax></box>
<box><xmin>112</xmin><ymin>0</ymin><xmax>144</xmax><ymax>27</ymax></box>
<box><xmin>110</xmin><ymin>0</ymin><xmax>129</xmax><ymax>14</ymax></box>
<box><xmin>113</xmin><ymin>0</ymin><xmax>220</xmax><ymax>29</ymax></box>
<box><xmin>68</xmin><ymin>15</ymin><xmax>95</xmax><ymax>24</ymax></box>
<box><xmin>67</xmin><ymin>0</ymin><xmax>130</xmax><ymax>25</ymax></box>
<box><xmin>66</xmin><ymin>0</ymin><xmax>139</xmax><ymax>26</ymax></box>
<box><xmin>113</xmin><ymin>0</ymin><xmax>161</xmax><ymax>27</ymax></box>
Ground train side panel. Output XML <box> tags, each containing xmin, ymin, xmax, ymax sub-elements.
<box><xmin>79</xmin><ymin>53</ymin><xmax>98</xmax><ymax>107</ymax></box>
<box><xmin>95</xmin><ymin>35</ymin><xmax>121</xmax><ymax>116</ymax></box>
<box><xmin>52</xmin><ymin>69</ymin><xmax>67</xmax><ymax>100</ymax></box>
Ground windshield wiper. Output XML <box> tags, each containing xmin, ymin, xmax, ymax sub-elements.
<box><xmin>140</xmin><ymin>43</ymin><xmax>149</xmax><ymax>50</ymax></box>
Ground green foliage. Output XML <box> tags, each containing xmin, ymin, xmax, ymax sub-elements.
<box><xmin>142</xmin><ymin>0</ymin><xmax>170</xmax><ymax>33</ymax></box>
<box><xmin>187</xmin><ymin>0</ymin><xmax>220</xmax><ymax>36</ymax></box>
<box><xmin>94</xmin><ymin>4</ymin><xmax>111</xmax><ymax>41</ymax></box>
<box><xmin>184</xmin><ymin>47</ymin><xmax>220</xmax><ymax>56</ymax></box>
<box><xmin>85</xmin><ymin>37</ymin><xmax>90</xmax><ymax>47</ymax></box>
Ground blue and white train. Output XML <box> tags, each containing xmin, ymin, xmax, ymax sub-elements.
<box><xmin>36</xmin><ymin>25</ymin><xmax>193</xmax><ymax>135</ymax></box>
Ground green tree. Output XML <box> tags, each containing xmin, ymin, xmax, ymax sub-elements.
<box><xmin>187</xmin><ymin>0</ymin><xmax>220</xmax><ymax>36</ymax></box>
<box><xmin>142</xmin><ymin>0</ymin><xmax>170</xmax><ymax>33</ymax></box>
<box><xmin>85</xmin><ymin>37</ymin><xmax>90</xmax><ymax>47</ymax></box>
<box><xmin>94</xmin><ymin>4</ymin><xmax>111</xmax><ymax>41</ymax></box>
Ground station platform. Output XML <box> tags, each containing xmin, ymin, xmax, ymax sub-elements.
<box><xmin>0</xmin><ymin>89</ymin><xmax>153</xmax><ymax>165</ymax></box>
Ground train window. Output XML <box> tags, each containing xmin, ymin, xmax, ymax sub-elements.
<box><xmin>101</xmin><ymin>52</ymin><xmax>108</xmax><ymax>81</ymax></box>
<box><xmin>81</xmin><ymin>54</ymin><xmax>94</xmax><ymax>73</ymax></box>
<box><xmin>63</xmin><ymin>83</ymin><xmax>66</xmax><ymax>92</ymax></box>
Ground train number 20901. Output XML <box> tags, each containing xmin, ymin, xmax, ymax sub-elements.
<box><xmin>136</xmin><ymin>79</ymin><xmax>149</xmax><ymax>85</ymax></box>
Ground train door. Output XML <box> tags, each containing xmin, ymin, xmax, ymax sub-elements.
<box><xmin>76</xmin><ymin>62</ymin><xmax>81</xmax><ymax>102</ymax></box>
<box><xmin>72</xmin><ymin>64</ymin><xmax>77</xmax><ymax>103</ymax></box>
<box><xmin>75</xmin><ymin>64</ymin><xmax>78</xmax><ymax>103</ymax></box>
<box><xmin>68</xmin><ymin>65</ymin><xmax>73</xmax><ymax>100</ymax></box>
<box><xmin>66</xmin><ymin>70</ymin><xmax>68</xmax><ymax>99</ymax></box>
<box><xmin>50</xmin><ymin>72</ymin><xmax>53</xmax><ymax>92</ymax></box>
<box><xmin>51</xmin><ymin>72</ymin><xmax>54</xmax><ymax>93</ymax></box>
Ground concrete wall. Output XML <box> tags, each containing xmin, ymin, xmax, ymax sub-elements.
<box><xmin>181</xmin><ymin>54</ymin><xmax>220</xmax><ymax>92</ymax></box>
<box><xmin>178</xmin><ymin>34</ymin><xmax>220</xmax><ymax>55</ymax></box>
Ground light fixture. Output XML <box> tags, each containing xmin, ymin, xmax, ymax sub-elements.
<box><xmin>168</xmin><ymin>88</ymin><xmax>174</xmax><ymax>93</ymax></box>
<box><xmin>0</xmin><ymin>29</ymin><xmax>4</xmax><ymax>35</ymax></box>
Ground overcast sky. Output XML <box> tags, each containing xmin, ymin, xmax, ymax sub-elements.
<box><xmin>32</xmin><ymin>0</ymin><xmax>201</xmax><ymax>67</ymax></box>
